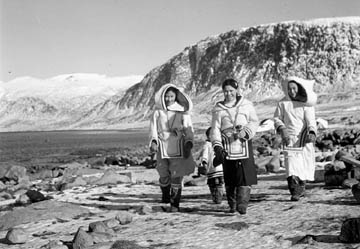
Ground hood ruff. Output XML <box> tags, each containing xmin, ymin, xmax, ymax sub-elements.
<box><xmin>214</xmin><ymin>95</ymin><xmax>244</xmax><ymax>111</ymax></box>
<box><xmin>282</xmin><ymin>76</ymin><xmax>317</xmax><ymax>107</ymax></box>
<box><xmin>154</xmin><ymin>83</ymin><xmax>193</xmax><ymax>112</ymax></box>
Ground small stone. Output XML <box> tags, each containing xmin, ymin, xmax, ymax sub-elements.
<box><xmin>137</xmin><ymin>204</ymin><xmax>153</xmax><ymax>215</ymax></box>
<box><xmin>40</xmin><ymin>240</ymin><xmax>68</xmax><ymax>249</ymax></box>
<box><xmin>89</xmin><ymin>221</ymin><xmax>107</xmax><ymax>233</ymax></box>
<box><xmin>342</xmin><ymin>178</ymin><xmax>359</xmax><ymax>189</ymax></box>
<box><xmin>91</xmin><ymin>232</ymin><xmax>115</xmax><ymax>244</ymax></box>
<box><xmin>16</xmin><ymin>193</ymin><xmax>31</xmax><ymax>205</ymax></box>
<box><xmin>5</xmin><ymin>227</ymin><xmax>28</xmax><ymax>244</ymax></box>
<box><xmin>339</xmin><ymin>218</ymin><xmax>360</xmax><ymax>243</ymax></box>
<box><xmin>103</xmin><ymin>218</ymin><xmax>119</xmax><ymax>228</ymax></box>
<box><xmin>26</xmin><ymin>189</ymin><xmax>46</xmax><ymax>203</ymax></box>
<box><xmin>352</xmin><ymin>183</ymin><xmax>360</xmax><ymax>203</ymax></box>
<box><xmin>115</xmin><ymin>211</ymin><xmax>133</xmax><ymax>225</ymax></box>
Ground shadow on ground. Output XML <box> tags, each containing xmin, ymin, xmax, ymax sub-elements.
<box><xmin>287</xmin><ymin>234</ymin><xmax>342</xmax><ymax>245</ymax></box>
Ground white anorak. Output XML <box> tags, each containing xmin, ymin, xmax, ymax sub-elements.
<box><xmin>149</xmin><ymin>84</ymin><xmax>196</xmax><ymax>178</ymax></box>
<box><xmin>273</xmin><ymin>76</ymin><xmax>317</xmax><ymax>181</ymax></box>
<box><xmin>211</xmin><ymin>95</ymin><xmax>259</xmax><ymax>159</ymax></box>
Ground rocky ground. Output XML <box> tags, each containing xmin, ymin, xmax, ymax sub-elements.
<box><xmin>1</xmin><ymin>96</ymin><xmax>360</xmax><ymax>249</ymax></box>
<box><xmin>0</xmin><ymin>164</ymin><xmax>360</xmax><ymax>249</ymax></box>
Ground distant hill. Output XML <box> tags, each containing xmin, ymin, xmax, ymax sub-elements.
<box><xmin>1</xmin><ymin>17</ymin><xmax>360</xmax><ymax>131</ymax></box>
<box><xmin>0</xmin><ymin>74</ymin><xmax>143</xmax><ymax>131</ymax></box>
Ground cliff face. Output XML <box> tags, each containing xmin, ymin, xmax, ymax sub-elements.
<box><xmin>118</xmin><ymin>17</ymin><xmax>360</xmax><ymax>114</ymax></box>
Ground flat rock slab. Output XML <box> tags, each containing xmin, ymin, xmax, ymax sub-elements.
<box><xmin>0</xmin><ymin>200</ymin><xmax>91</xmax><ymax>231</ymax></box>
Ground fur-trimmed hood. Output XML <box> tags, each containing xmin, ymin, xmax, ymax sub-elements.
<box><xmin>282</xmin><ymin>76</ymin><xmax>317</xmax><ymax>106</ymax></box>
<box><xmin>212</xmin><ymin>95</ymin><xmax>248</xmax><ymax>112</ymax></box>
<box><xmin>154</xmin><ymin>83</ymin><xmax>193</xmax><ymax>112</ymax></box>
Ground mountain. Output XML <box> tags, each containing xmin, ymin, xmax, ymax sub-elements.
<box><xmin>0</xmin><ymin>74</ymin><xmax>143</xmax><ymax>131</ymax></box>
<box><xmin>1</xmin><ymin>17</ymin><xmax>360</xmax><ymax>131</ymax></box>
<box><xmin>116</xmin><ymin>16</ymin><xmax>360</xmax><ymax>124</ymax></box>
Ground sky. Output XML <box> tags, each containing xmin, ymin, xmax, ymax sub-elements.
<box><xmin>1</xmin><ymin>0</ymin><xmax>359</xmax><ymax>82</ymax></box>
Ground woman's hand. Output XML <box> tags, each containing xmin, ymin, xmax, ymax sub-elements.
<box><xmin>214</xmin><ymin>146</ymin><xmax>225</xmax><ymax>165</ymax></box>
<box><xmin>306</xmin><ymin>132</ymin><xmax>316</xmax><ymax>143</ymax></box>
<box><xmin>233</xmin><ymin>125</ymin><xmax>247</xmax><ymax>140</ymax></box>
<box><xmin>279</xmin><ymin>128</ymin><xmax>290</xmax><ymax>146</ymax></box>
<box><xmin>150</xmin><ymin>140</ymin><xmax>158</xmax><ymax>153</ymax></box>
<box><xmin>234</xmin><ymin>129</ymin><xmax>247</xmax><ymax>140</ymax></box>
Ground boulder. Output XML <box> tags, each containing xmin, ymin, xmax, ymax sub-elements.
<box><xmin>137</xmin><ymin>204</ymin><xmax>153</xmax><ymax>215</ymax></box>
<box><xmin>324</xmin><ymin>164</ymin><xmax>348</xmax><ymax>186</ymax></box>
<box><xmin>93</xmin><ymin>169</ymin><xmax>131</xmax><ymax>186</ymax></box>
<box><xmin>104</xmin><ymin>156</ymin><xmax>121</xmax><ymax>166</ymax></box>
<box><xmin>351</xmin><ymin>183</ymin><xmax>360</xmax><ymax>203</ymax></box>
<box><xmin>5</xmin><ymin>227</ymin><xmax>28</xmax><ymax>244</ymax></box>
<box><xmin>0</xmin><ymin>191</ymin><xmax>13</xmax><ymax>201</ymax></box>
<box><xmin>102</xmin><ymin>218</ymin><xmax>119</xmax><ymax>228</ymax></box>
<box><xmin>115</xmin><ymin>211</ymin><xmax>133</xmax><ymax>225</ymax></box>
<box><xmin>91</xmin><ymin>232</ymin><xmax>115</xmax><ymax>244</ymax></box>
<box><xmin>0</xmin><ymin>181</ymin><xmax>6</xmax><ymax>190</ymax></box>
<box><xmin>16</xmin><ymin>194</ymin><xmax>31</xmax><ymax>205</ymax></box>
<box><xmin>58</xmin><ymin>176</ymin><xmax>87</xmax><ymax>191</ymax></box>
<box><xmin>0</xmin><ymin>165</ymin><xmax>28</xmax><ymax>183</ymax></box>
<box><xmin>40</xmin><ymin>240</ymin><xmax>68</xmax><ymax>249</ymax></box>
<box><xmin>72</xmin><ymin>226</ymin><xmax>94</xmax><ymax>249</ymax></box>
<box><xmin>0</xmin><ymin>200</ymin><xmax>91</xmax><ymax>230</ymax></box>
<box><xmin>26</xmin><ymin>189</ymin><xmax>47</xmax><ymax>202</ymax></box>
<box><xmin>89</xmin><ymin>221</ymin><xmax>108</xmax><ymax>233</ymax></box>
<box><xmin>339</xmin><ymin>218</ymin><xmax>360</xmax><ymax>243</ymax></box>
<box><xmin>342</xmin><ymin>178</ymin><xmax>359</xmax><ymax>189</ymax></box>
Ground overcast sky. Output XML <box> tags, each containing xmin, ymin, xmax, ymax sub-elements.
<box><xmin>1</xmin><ymin>0</ymin><xmax>359</xmax><ymax>82</ymax></box>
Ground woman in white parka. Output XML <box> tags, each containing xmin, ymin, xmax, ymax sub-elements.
<box><xmin>273</xmin><ymin>76</ymin><xmax>317</xmax><ymax>201</ymax></box>
<box><xmin>149</xmin><ymin>84</ymin><xmax>196</xmax><ymax>212</ymax></box>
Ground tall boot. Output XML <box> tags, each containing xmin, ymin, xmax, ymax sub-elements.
<box><xmin>299</xmin><ymin>179</ymin><xmax>306</xmax><ymax>198</ymax></box>
<box><xmin>236</xmin><ymin>186</ymin><xmax>251</xmax><ymax>215</ymax></box>
<box><xmin>214</xmin><ymin>186</ymin><xmax>224</xmax><ymax>204</ymax></box>
<box><xmin>287</xmin><ymin>176</ymin><xmax>296</xmax><ymax>199</ymax></box>
<box><xmin>209</xmin><ymin>186</ymin><xmax>217</xmax><ymax>203</ymax></box>
<box><xmin>287</xmin><ymin>175</ymin><xmax>304</xmax><ymax>201</ymax></box>
<box><xmin>225</xmin><ymin>186</ymin><xmax>236</xmax><ymax>213</ymax></box>
<box><xmin>209</xmin><ymin>186</ymin><xmax>223</xmax><ymax>204</ymax></box>
<box><xmin>170</xmin><ymin>187</ymin><xmax>182</xmax><ymax>212</ymax></box>
<box><xmin>160</xmin><ymin>185</ymin><xmax>171</xmax><ymax>203</ymax></box>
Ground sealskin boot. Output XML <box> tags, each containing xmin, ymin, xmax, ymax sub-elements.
<box><xmin>225</xmin><ymin>186</ymin><xmax>236</xmax><ymax>213</ymax></box>
<box><xmin>236</xmin><ymin>186</ymin><xmax>251</xmax><ymax>215</ymax></box>
<box><xmin>287</xmin><ymin>175</ymin><xmax>305</xmax><ymax>201</ymax></box>
<box><xmin>299</xmin><ymin>179</ymin><xmax>306</xmax><ymax>198</ymax></box>
<box><xmin>170</xmin><ymin>187</ymin><xmax>182</xmax><ymax>212</ymax></box>
<box><xmin>210</xmin><ymin>186</ymin><xmax>223</xmax><ymax>204</ymax></box>
<box><xmin>160</xmin><ymin>185</ymin><xmax>171</xmax><ymax>203</ymax></box>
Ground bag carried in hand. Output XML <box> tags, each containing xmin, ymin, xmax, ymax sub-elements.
<box><xmin>158</xmin><ymin>131</ymin><xmax>184</xmax><ymax>159</ymax></box>
<box><xmin>221</xmin><ymin>128</ymin><xmax>249</xmax><ymax>160</ymax></box>
<box><xmin>283</xmin><ymin>147</ymin><xmax>305</xmax><ymax>177</ymax></box>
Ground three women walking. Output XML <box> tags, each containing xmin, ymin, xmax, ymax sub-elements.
<box><xmin>149</xmin><ymin>76</ymin><xmax>316</xmax><ymax>212</ymax></box>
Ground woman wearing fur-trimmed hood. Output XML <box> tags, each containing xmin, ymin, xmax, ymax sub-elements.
<box><xmin>210</xmin><ymin>78</ymin><xmax>259</xmax><ymax>215</ymax></box>
<box><xmin>149</xmin><ymin>83</ymin><xmax>196</xmax><ymax>212</ymax></box>
<box><xmin>273</xmin><ymin>76</ymin><xmax>317</xmax><ymax>201</ymax></box>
